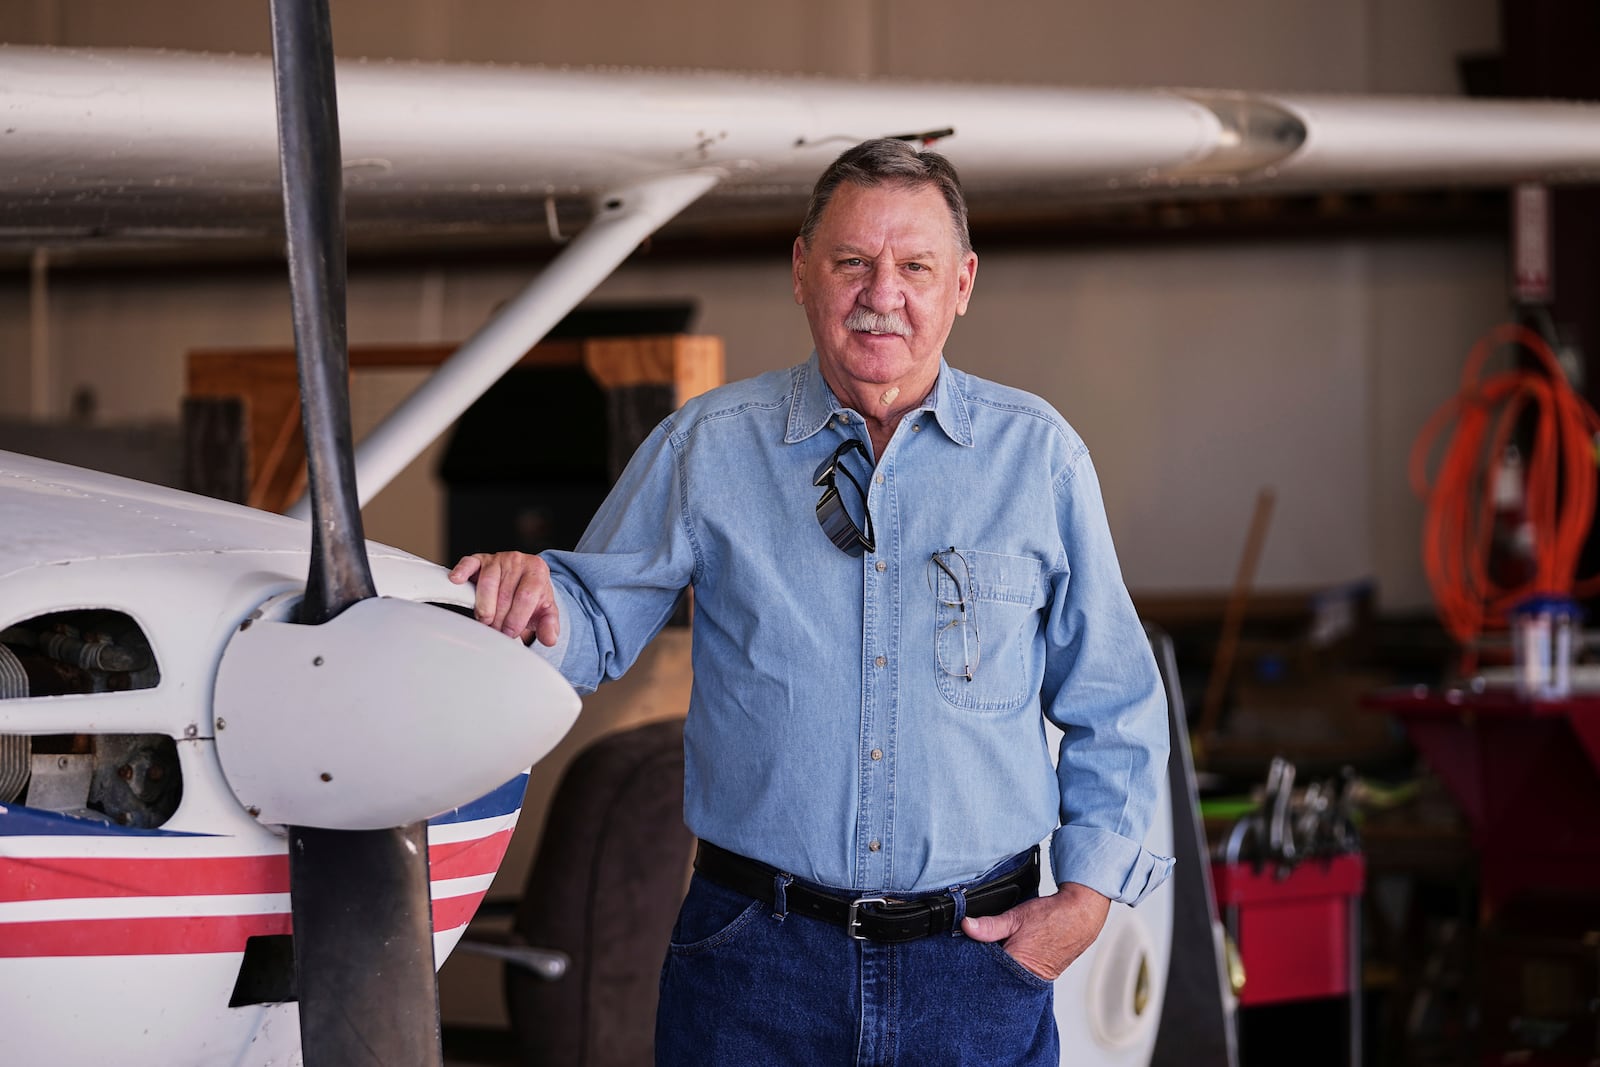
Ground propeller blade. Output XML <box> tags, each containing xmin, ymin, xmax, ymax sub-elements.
<box><xmin>288</xmin><ymin>824</ymin><xmax>439</xmax><ymax>1063</ymax></box>
<box><xmin>269</xmin><ymin>0</ymin><xmax>373</xmax><ymax>626</ymax></box>
<box><xmin>267</xmin><ymin>2</ymin><xmax>441</xmax><ymax>1063</ymax></box>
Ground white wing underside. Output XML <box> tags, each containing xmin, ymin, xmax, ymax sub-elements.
<box><xmin>4</xmin><ymin>44</ymin><xmax>1600</xmax><ymax>249</ymax></box>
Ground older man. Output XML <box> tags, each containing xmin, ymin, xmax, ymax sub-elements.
<box><xmin>451</xmin><ymin>139</ymin><xmax>1170</xmax><ymax>1065</ymax></box>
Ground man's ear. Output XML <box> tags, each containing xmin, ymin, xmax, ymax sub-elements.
<box><xmin>792</xmin><ymin>236</ymin><xmax>807</xmax><ymax>305</ymax></box>
<box><xmin>955</xmin><ymin>250</ymin><xmax>978</xmax><ymax>316</ymax></box>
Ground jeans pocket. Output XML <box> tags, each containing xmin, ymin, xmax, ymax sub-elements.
<box><xmin>975</xmin><ymin>938</ymin><xmax>1056</xmax><ymax>992</ymax></box>
<box><xmin>668</xmin><ymin>875</ymin><xmax>767</xmax><ymax>957</ymax></box>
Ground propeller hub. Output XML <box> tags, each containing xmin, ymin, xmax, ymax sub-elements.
<box><xmin>213</xmin><ymin>593</ymin><xmax>580</xmax><ymax>830</ymax></box>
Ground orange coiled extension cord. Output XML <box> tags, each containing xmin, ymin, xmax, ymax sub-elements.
<box><xmin>1409</xmin><ymin>323</ymin><xmax>1600</xmax><ymax>650</ymax></box>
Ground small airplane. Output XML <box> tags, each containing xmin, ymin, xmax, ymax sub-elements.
<box><xmin>2</xmin><ymin>7</ymin><xmax>583</xmax><ymax>1066</ymax></box>
<box><xmin>6</xmin><ymin>9</ymin><xmax>1600</xmax><ymax>1065</ymax></box>
<box><xmin>0</xmin><ymin>450</ymin><xmax>579</xmax><ymax>1064</ymax></box>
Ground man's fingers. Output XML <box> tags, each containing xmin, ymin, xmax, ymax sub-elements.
<box><xmin>960</xmin><ymin>910</ymin><xmax>1021</xmax><ymax>943</ymax></box>
<box><xmin>495</xmin><ymin>555</ymin><xmax>548</xmax><ymax>637</ymax></box>
<box><xmin>448</xmin><ymin>551</ymin><xmax>560</xmax><ymax>642</ymax></box>
<box><xmin>446</xmin><ymin>552</ymin><xmax>503</xmax><ymax>627</ymax></box>
<box><xmin>963</xmin><ymin>885</ymin><xmax>1111</xmax><ymax>981</ymax></box>
<box><xmin>447</xmin><ymin>554</ymin><xmax>484</xmax><ymax>584</ymax></box>
<box><xmin>964</xmin><ymin>904</ymin><xmax>1066</xmax><ymax>981</ymax></box>
<box><xmin>473</xmin><ymin>559</ymin><xmax>505</xmax><ymax>627</ymax></box>
<box><xmin>518</xmin><ymin>605</ymin><xmax>560</xmax><ymax>648</ymax></box>
<box><xmin>532</xmin><ymin>608</ymin><xmax>561</xmax><ymax>648</ymax></box>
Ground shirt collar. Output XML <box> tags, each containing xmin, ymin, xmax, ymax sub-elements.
<box><xmin>784</xmin><ymin>352</ymin><xmax>974</xmax><ymax>447</ymax></box>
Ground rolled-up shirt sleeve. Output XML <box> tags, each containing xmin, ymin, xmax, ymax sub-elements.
<box><xmin>1041</xmin><ymin>447</ymin><xmax>1174</xmax><ymax>907</ymax></box>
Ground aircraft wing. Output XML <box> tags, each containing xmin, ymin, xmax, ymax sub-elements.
<box><xmin>4</xmin><ymin>44</ymin><xmax>1600</xmax><ymax>252</ymax></box>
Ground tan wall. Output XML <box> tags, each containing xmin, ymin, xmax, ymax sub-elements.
<box><xmin>0</xmin><ymin>280</ymin><xmax>32</xmax><ymax>417</ymax></box>
<box><xmin>11</xmin><ymin>233</ymin><xmax>1504</xmax><ymax>607</ymax></box>
<box><xmin>2</xmin><ymin>0</ymin><xmax>1497</xmax><ymax>90</ymax></box>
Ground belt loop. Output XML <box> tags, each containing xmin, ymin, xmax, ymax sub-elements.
<box><xmin>948</xmin><ymin>884</ymin><xmax>968</xmax><ymax>936</ymax></box>
<box><xmin>771</xmin><ymin>872</ymin><xmax>794</xmax><ymax>922</ymax></box>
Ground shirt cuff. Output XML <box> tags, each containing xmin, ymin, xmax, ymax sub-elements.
<box><xmin>1050</xmin><ymin>823</ymin><xmax>1175</xmax><ymax>907</ymax></box>
<box><xmin>529</xmin><ymin>583</ymin><xmax>590</xmax><ymax>693</ymax></box>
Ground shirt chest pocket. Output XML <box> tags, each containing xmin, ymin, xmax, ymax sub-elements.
<box><xmin>930</xmin><ymin>548</ymin><xmax>1046</xmax><ymax>711</ymax></box>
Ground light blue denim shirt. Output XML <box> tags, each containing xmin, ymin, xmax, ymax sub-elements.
<box><xmin>538</xmin><ymin>354</ymin><xmax>1172</xmax><ymax>904</ymax></box>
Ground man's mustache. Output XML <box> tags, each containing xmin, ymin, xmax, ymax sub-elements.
<box><xmin>845</xmin><ymin>308</ymin><xmax>910</xmax><ymax>337</ymax></box>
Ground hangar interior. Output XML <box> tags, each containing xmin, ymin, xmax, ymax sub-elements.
<box><xmin>2</xmin><ymin>1</ymin><xmax>1598</xmax><ymax>1066</ymax></box>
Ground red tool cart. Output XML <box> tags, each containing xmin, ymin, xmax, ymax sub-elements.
<box><xmin>1212</xmin><ymin>854</ymin><xmax>1365</xmax><ymax>1009</ymax></box>
<box><xmin>1213</xmin><ymin>757</ymin><xmax>1367</xmax><ymax>1066</ymax></box>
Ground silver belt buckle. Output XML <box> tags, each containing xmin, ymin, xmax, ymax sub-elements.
<box><xmin>847</xmin><ymin>896</ymin><xmax>888</xmax><ymax>940</ymax></box>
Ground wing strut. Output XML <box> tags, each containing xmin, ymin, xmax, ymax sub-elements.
<box><xmin>288</xmin><ymin>168</ymin><xmax>722</xmax><ymax>516</ymax></box>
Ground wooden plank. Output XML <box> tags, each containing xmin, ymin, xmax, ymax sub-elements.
<box><xmin>187</xmin><ymin>339</ymin><xmax>588</xmax><ymax>376</ymax></box>
<box><xmin>186</xmin><ymin>349</ymin><xmax>300</xmax><ymax>511</ymax></box>
<box><xmin>184</xmin><ymin>336</ymin><xmax>724</xmax><ymax>513</ymax></box>
<box><xmin>581</xmin><ymin>335</ymin><xmax>725</xmax><ymax>405</ymax></box>
<box><xmin>667</xmin><ymin>335</ymin><xmax>726</xmax><ymax>405</ymax></box>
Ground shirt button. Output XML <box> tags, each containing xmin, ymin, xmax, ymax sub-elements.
<box><xmin>875</xmin><ymin>560</ymin><xmax>886</xmax><ymax>572</ymax></box>
<box><xmin>875</xmin><ymin>474</ymin><xmax>884</xmax><ymax>484</ymax></box>
<box><xmin>871</xmin><ymin>748</ymin><xmax>883</xmax><ymax>761</ymax></box>
<box><xmin>911</xmin><ymin>423</ymin><xmax>922</xmax><ymax>432</ymax></box>
<box><xmin>875</xmin><ymin>655</ymin><xmax>887</xmax><ymax>668</ymax></box>
<box><xmin>868</xmin><ymin>839</ymin><xmax>881</xmax><ymax>852</ymax></box>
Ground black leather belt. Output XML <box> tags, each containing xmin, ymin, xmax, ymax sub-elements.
<box><xmin>693</xmin><ymin>841</ymin><xmax>1038</xmax><ymax>943</ymax></box>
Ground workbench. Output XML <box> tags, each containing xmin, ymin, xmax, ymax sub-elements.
<box><xmin>1365</xmin><ymin>686</ymin><xmax>1600</xmax><ymax>1064</ymax></box>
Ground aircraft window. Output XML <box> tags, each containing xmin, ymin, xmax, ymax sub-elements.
<box><xmin>1</xmin><ymin>609</ymin><xmax>179</xmax><ymax>827</ymax></box>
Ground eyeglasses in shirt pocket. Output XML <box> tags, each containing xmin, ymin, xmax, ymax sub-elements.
<box><xmin>930</xmin><ymin>548</ymin><xmax>1045</xmax><ymax>712</ymax></box>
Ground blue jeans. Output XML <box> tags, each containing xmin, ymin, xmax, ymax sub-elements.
<box><xmin>655</xmin><ymin>856</ymin><xmax>1058</xmax><ymax>1066</ymax></box>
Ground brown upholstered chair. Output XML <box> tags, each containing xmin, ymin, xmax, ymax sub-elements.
<box><xmin>492</xmin><ymin>716</ymin><xmax>693</xmax><ymax>1067</ymax></box>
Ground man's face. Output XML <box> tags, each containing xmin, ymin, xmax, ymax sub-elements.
<box><xmin>792</xmin><ymin>180</ymin><xmax>977</xmax><ymax>397</ymax></box>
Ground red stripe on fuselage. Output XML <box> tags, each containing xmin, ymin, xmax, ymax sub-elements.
<box><xmin>0</xmin><ymin>912</ymin><xmax>292</xmax><ymax>957</ymax></box>
<box><xmin>0</xmin><ymin>853</ymin><xmax>288</xmax><ymax>902</ymax></box>
<box><xmin>431</xmin><ymin>891</ymin><xmax>488</xmax><ymax>932</ymax></box>
<box><xmin>0</xmin><ymin>828</ymin><xmax>513</xmax><ymax>902</ymax></box>
<box><xmin>0</xmin><ymin>889</ymin><xmax>490</xmax><ymax>958</ymax></box>
<box><xmin>430</xmin><ymin>828</ymin><xmax>514</xmax><ymax>883</ymax></box>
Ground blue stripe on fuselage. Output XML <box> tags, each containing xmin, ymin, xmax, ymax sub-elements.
<box><xmin>428</xmin><ymin>773</ymin><xmax>527</xmax><ymax>826</ymax></box>
<box><xmin>0</xmin><ymin>804</ymin><xmax>206</xmax><ymax>836</ymax></box>
<box><xmin>0</xmin><ymin>773</ymin><xmax>526</xmax><ymax>838</ymax></box>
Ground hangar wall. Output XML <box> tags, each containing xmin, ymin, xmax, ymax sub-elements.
<box><xmin>0</xmin><ymin>0</ymin><xmax>1495</xmax><ymax>89</ymax></box>
<box><xmin>11</xmin><ymin>233</ymin><xmax>1506</xmax><ymax>611</ymax></box>
<box><xmin>0</xmin><ymin>0</ymin><xmax>1505</xmax><ymax>614</ymax></box>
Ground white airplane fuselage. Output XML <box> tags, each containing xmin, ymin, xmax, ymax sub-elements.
<box><xmin>0</xmin><ymin>450</ymin><xmax>525</xmax><ymax>1065</ymax></box>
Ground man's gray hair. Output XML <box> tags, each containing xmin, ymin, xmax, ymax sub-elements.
<box><xmin>798</xmin><ymin>139</ymin><xmax>972</xmax><ymax>255</ymax></box>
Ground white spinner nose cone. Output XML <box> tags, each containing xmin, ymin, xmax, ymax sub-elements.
<box><xmin>213</xmin><ymin>596</ymin><xmax>580</xmax><ymax>830</ymax></box>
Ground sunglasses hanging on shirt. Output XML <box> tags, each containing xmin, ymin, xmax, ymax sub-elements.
<box><xmin>813</xmin><ymin>438</ymin><xmax>877</xmax><ymax>556</ymax></box>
